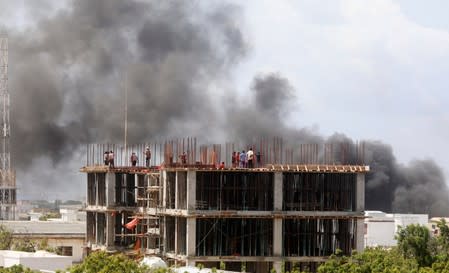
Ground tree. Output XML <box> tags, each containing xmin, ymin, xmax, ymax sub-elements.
<box><xmin>436</xmin><ymin>219</ymin><xmax>449</xmax><ymax>252</ymax></box>
<box><xmin>68</xmin><ymin>251</ymin><xmax>149</xmax><ymax>273</ymax></box>
<box><xmin>396</xmin><ymin>224</ymin><xmax>434</xmax><ymax>267</ymax></box>
<box><xmin>11</xmin><ymin>237</ymin><xmax>36</xmax><ymax>252</ymax></box>
<box><xmin>0</xmin><ymin>224</ymin><xmax>12</xmax><ymax>250</ymax></box>
<box><xmin>318</xmin><ymin>247</ymin><xmax>419</xmax><ymax>273</ymax></box>
<box><xmin>0</xmin><ymin>265</ymin><xmax>36</xmax><ymax>273</ymax></box>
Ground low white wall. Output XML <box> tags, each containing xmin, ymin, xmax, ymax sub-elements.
<box><xmin>0</xmin><ymin>251</ymin><xmax>72</xmax><ymax>271</ymax></box>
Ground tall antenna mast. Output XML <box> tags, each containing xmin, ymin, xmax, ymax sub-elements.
<box><xmin>0</xmin><ymin>36</ymin><xmax>10</xmax><ymax>172</ymax></box>
<box><xmin>0</xmin><ymin>35</ymin><xmax>16</xmax><ymax>220</ymax></box>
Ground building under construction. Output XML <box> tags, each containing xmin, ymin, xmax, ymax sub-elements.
<box><xmin>81</xmin><ymin>138</ymin><xmax>368</xmax><ymax>272</ymax></box>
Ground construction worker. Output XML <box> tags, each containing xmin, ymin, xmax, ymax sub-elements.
<box><xmin>180</xmin><ymin>152</ymin><xmax>187</xmax><ymax>165</ymax></box>
<box><xmin>240</xmin><ymin>150</ymin><xmax>246</xmax><ymax>168</ymax></box>
<box><xmin>145</xmin><ymin>147</ymin><xmax>151</xmax><ymax>167</ymax></box>
<box><xmin>235</xmin><ymin>151</ymin><xmax>240</xmax><ymax>168</ymax></box>
<box><xmin>231</xmin><ymin>151</ymin><xmax>236</xmax><ymax>167</ymax></box>
<box><xmin>108</xmin><ymin>150</ymin><xmax>114</xmax><ymax>168</ymax></box>
<box><xmin>247</xmin><ymin>148</ymin><xmax>254</xmax><ymax>168</ymax></box>
<box><xmin>130</xmin><ymin>152</ymin><xmax>138</xmax><ymax>166</ymax></box>
<box><xmin>104</xmin><ymin>151</ymin><xmax>109</xmax><ymax>165</ymax></box>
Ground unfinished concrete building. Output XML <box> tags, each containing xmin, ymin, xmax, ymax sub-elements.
<box><xmin>82</xmin><ymin>139</ymin><xmax>368</xmax><ymax>272</ymax></box>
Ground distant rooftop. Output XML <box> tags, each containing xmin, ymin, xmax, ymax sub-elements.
<box><xmin>1</xmin><ymin>221</ymin><xmax>85</xmax><ymax>236</ymax></box>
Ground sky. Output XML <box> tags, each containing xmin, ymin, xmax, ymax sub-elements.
<box><xmin>234</xmin><ymin>0</ymin><xmax>449</xmax><ymax>174</ymax></box>
<box><xmin>0</xmin><ymin>0</ymin><xmax>448</xmax><ymax>205</ymax></box>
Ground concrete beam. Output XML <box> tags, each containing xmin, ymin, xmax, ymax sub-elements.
<box><xmin>180</xmin><ymin>255</ymin><xmax>327</xmax><ymax>263</ymax></box>
<box><xmin>182</xmin><ymin>210</ymin><xmax>364</xmax><ymax>218</ymax></box>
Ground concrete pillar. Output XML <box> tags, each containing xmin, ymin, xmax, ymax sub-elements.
<box><xmin>135</xmin><ymin>174</ymin><xmax>140</xmax><ymax>205</ymax></box>
<box><xmin>272</xmin><ymin>262</ymin><xmax>282</xmax><ymax>273</ymax></box>
<box><xmin>174</xmin><ymin>217</ymin><xmax>178</xmax><ymax>255</ymax></box>
<box><xmin>162</xmin><ymin>216</ymin><xmax>167</xmax><ymax>256</ymax></box>
<box><xmin>356</xmin><ymin>218</ymin><xmax>364</xmax><ymax>252</ymax></box>
<box><xmin>356</xmin><ymin>173</ymin><xmax>365</xmax><ymax>212</ymax></box>
<box><xmin>162</xmin><ymin>171</ymin><xmax>167</xmax><ymax>208</ymax></box>
<box><xmin>187</xmin><ymin>171</ymin><xmax>196</xmax><ymax>211</ymax></box>
<box><xmin>106</xmin><ymin>213</ymin><xmax>115</xmax><ymax>248</ymax></box>
<box><xmin>273</xmin><ymin>219</ymin><xmax>282</xmax><ymax>256</ymax></box>
<box><xmin>175</xmin><ymin>171</ymin><xmax>179</xmax><ymax>209</ymax></box>
<box><xmin>355</xmin><ymin>173</ymin><xmax>365</xmax><ymax>252</ymax></box>
<box><xmin>186</xmin><ymin>218</ymin><xmax>196</xmax><ymax>265</ymax></box>
<box><xmin>273</xmin><ymin>172</ymin><xmax>283</xmax><ymax>271</ymax></box>
<box><xmin>105</xmin><ymin>172</ymin><xmax>116</xmax><ymax>207</ymax></box>
<box><xmin>273</xmin><ymin>172</ymin><xmax>283</xmax><ymax>267</ymax></box>
<box><xmin>274</xmin><ymin>172</ymin><xmax>283</xmax><ymax>211</ymax></box>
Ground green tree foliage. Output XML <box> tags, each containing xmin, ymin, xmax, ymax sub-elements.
<box><xmin>318</xmin><ymin>222</ymin><xmax>449</xmax><ymax>273</ymax></box>
<box><xmin>68</xmin><ymin>251</ymin><xmax>149</xmax><ymax>273</ymax></box>
<box><xmin>11</xmin><ymin>237</ymin><xmax>36</xmax><ymax>252</ymax></box>
<box><xmin>0</xmin><ymin>224</ymin><xmax>12</xmax><ymax>250</ymax></box>
<box><xmin>396</xmin><ymin>224</ymin><xmax>434</xmax><ymax>267</ymax></box>
<box><xmin>0</xmin><ymin>265</ymin><xmax>36</xmax><ymax>273</ymax></box>
<box><xmin>436</xmin><ymin>219</ymin><xmax>449</xmax><ymax>252</ymax></box>
<box><xmin>318</xmin><ymin>247</ymin><xmax>419</xmax><ymax>273</ymax></box>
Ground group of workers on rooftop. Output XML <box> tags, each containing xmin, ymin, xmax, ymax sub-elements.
<box><xmin>104</xmin><ymin>147</ymin><xmax>152</xmax><ymax>168</ymax></box>
<box><xmin>232</xmin><ymin>148</ymin><xmax>261</xmax><ymax>168</ymax></box>
<box><xmin>104</xmin><ymin>146</ymin><xmax>262</xmax><ymax>169</ymax></box>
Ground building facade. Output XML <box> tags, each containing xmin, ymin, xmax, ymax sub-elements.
<box><xmin>83</xmin><ymin>162</ymin><xmax>367</xmax><ymax>272</ymax></box>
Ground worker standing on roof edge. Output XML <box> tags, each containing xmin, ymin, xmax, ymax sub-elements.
<box><xmin>145</xmin><ymin>147</ymin><xmax>151</xmax><ymax>167</ymax></box>
<box><xmin>104</xmin><ymin>151</ymin><xmax>109</xmax><ymax>165</ymax></box>
<box><xmin>235</xmin><ymin>151</ymin><xmax>241</xmax><ymax>168</ymax></box>
<box><xmin>130</xmin><ymin>152</ymin><xmax>138</xmax><ymax>166</ymax></box>
<box><xmin>247</xmin><ymin>148</ymin><xmax>254</xmax><ymax>168</ymax></box>
<box><xmin>180</xmin><ymin>152</ymin><xmax>187</xmax><ymax>165</ymax></box>
<box><xmin>240</xmin><ymin>150</ymin><xmax>246</xmax><ymax>168</ymax></box>
<box><xmin>108</xmin><ymin>150</ymin><xmax>114</xmax><ymax>168</ymax></box>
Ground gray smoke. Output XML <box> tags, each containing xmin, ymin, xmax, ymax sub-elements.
<box><xmin>229</xmin><ymin>74</ymin><xmax>449</xmax><ymax>216</ymax></box>
<box><xmin>1</xmin><ymin>0</ymin><xmax>448</xmax><ymax>215</ymax></box>
<box><xmin>7</xmin><ymin>0</ymin><xmax>246</xmax><ymax>168</ymax></box>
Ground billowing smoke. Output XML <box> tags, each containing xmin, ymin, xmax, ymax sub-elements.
<box><xmin>1</xmin><ymin>0</ymin><xmax>448</xmax><ymax>215</ymax></box>
<box><xmin>230</xmin><ymin>73</ymin><xmax>449</xmax><ymax>216</ymax></box>
<box><xmin>7</xmin><ymin>0</ymin><xmax>246</xmax><ymax>168</ymax></box>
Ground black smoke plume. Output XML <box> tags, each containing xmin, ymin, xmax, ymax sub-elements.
<box><xmin>1</xmin><ymin>0</ymin><xmax>448</xmax><ymax>215</ymax></box>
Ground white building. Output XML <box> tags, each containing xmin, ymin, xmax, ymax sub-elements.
<box><xmin>1</xmin><ymin>221</ymin><xmax>85</xmax><ymax>263</ymax></box>
<box><xmin>59</xmin><ymin>205</ymin><xmax>86</xmax><ymax>222</ymax></box>
<box><xmin>364</xmin><ymin>211</ymin><xmax>428</xmax><ymax>247</ymax></box>
<box><xmin>428</xmin><ymin>217</ymin><xmax>449</xmax><ymax>235</ymax></box>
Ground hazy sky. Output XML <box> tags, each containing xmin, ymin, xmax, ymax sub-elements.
<box><xmin>1</xmin><ymin>0</ymin><xmax>448</xmax><ymax>200</ymax></box>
